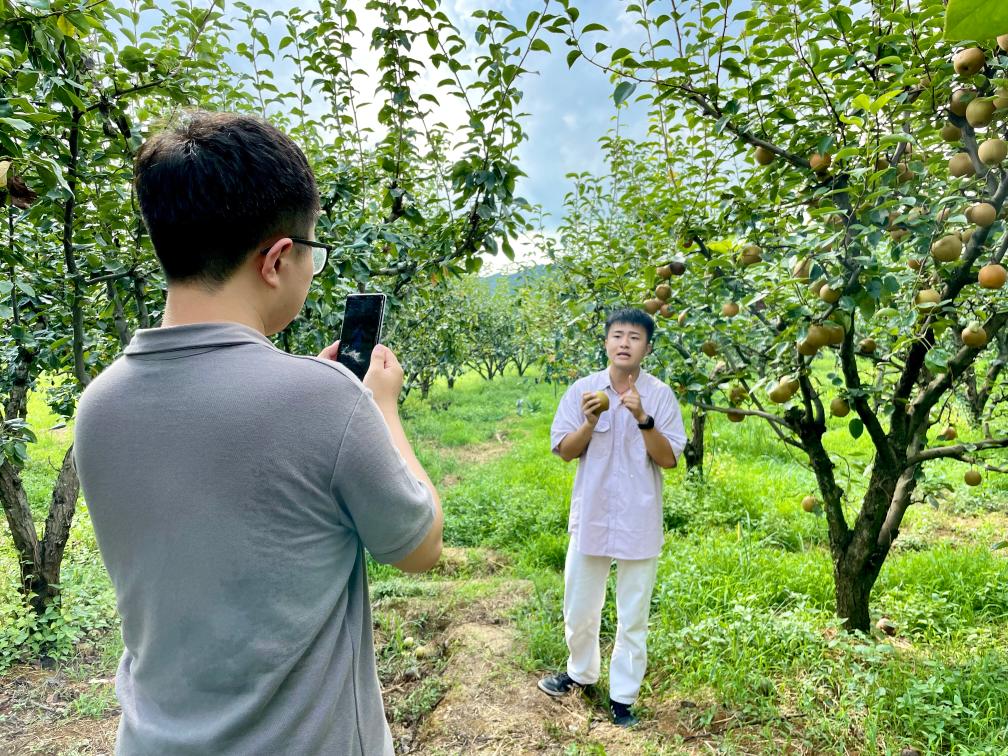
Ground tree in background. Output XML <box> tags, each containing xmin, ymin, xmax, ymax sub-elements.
<box><xmin>550</xmin><ymin>0</ymin><xmax>1008</xmax><ymax>631</ymax></box>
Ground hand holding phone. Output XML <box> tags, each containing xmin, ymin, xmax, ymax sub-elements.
<box><xmin>336</xmin><ymin>293</ymin><xmax>387</xmax><ymax>381</ymax></box>
<box><xmin>363</xmin><ymin>344</ymin><xmax>404</xmax><ymax>409</ymax></box>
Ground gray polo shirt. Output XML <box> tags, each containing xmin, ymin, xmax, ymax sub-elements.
<box><xmin>73</xmin><ymin>322</ymin><xmax>434</xmax><ymax>755</ymax></box>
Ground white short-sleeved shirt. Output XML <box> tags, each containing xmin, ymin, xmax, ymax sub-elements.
<box><xmin>550</xmin><ymin>367</ymin><xmax>687</xmax><ymax>560</ymax></box>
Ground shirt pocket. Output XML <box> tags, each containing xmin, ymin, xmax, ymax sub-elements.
<box><xmin>588</xmin><ymin>416</ymin><xmax>612</xmax><ymax>460</ymax></box>
<box><xmin>630</xmin><ymin>426</ymin><xmax>648</xmax><ymax>460</ymax></box>
<box><xmin>593</xmin><ymin>414</ymin><xmax>611</xmax><ymax>434</ymax></box>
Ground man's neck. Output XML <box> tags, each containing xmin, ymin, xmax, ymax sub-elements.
<box><xmin>161</xmin><ymin>284</ymin><xmax>267</xmax><ymax>335</ymax></box>
<box><xmin>608</xmin><ymin>364</ymin><xmax>640</xmax><ymax>393</ymax></box>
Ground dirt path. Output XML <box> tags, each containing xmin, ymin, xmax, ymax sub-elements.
<box><xmin>377</xmin><ymin>548</ymin><xmax>688</xmax><ymax>754</ymax></box>
<box><xmin>414</xmin><ymin>586</ymin><xmax>673</xmax><ymax>755</ymax></box>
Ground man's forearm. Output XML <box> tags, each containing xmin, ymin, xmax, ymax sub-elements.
<box><xmin>640</xmin><ymin>427</ymin><xmax>677</xmax><ymax>468</ymax></box>
<box><xmin>376</xmin><ymin>400</ymin><xmax>442</xmax><ymax>510</ymax></box>
<box><xmin>558</xmin><ymin>421</ymin><xmax>594</xmax><ymax>461</ymax></box>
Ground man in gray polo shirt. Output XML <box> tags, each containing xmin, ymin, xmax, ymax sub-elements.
<box><xmin>73</xmin><ymin>112</ymin><xmax>442</xmax><ymax>755</ymax></box>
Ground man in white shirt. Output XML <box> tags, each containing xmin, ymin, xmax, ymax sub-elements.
<box><xmin>538</xmin><ymin>308</ymin><xmax>687</xmax><ymax>727</ymax></box>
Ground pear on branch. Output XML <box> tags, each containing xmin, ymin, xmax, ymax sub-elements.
<box><xmin>948</xmin><ymin>152</ymin><xmax>975</xmax><ymax>178</ymax></box>
<box><xmin>953</xmin><ymin>47</ymin><xmax>986</xmax><ymax>77</ymax></box>
<box><xmin>961</xmin><ymin>322</ymin><xmax>988</xmax><ymax>348</ymax></box>
<box><xmin>949</xmin><ymin>88</ymin><xmax>975</xmax><ymax>117</ymax></box>
<box><xmin>978</xmin><ymin>263</ymin><xmax>1006</xmax><ymax>289</ymax></box>
<box><xmin>739</xmin><ymin>244</ymin><xmax>762</xmax><ymax>266</ymax></box>
<box><xmin>966</xmin><ymin>98</ymin><xmax>995</xmax><ymax>128</ymax></box>
<box><xmin>809</xmin><ymin>152</ymin><xmax>832</xmax><ymax>173</ymax></box>
<box><xmin>754</xmin><ymin>146</ymin><xmax>775</xmax><ymax>166</ymax></box>
<box><xmin>969</xmin><ymin>203</ymin><xmax>997</xmax><ymax>227</ymax></box>
<box><xmin>941</xmin><ymin>123</ymin><xmax>962</xmax><ymax>142</ymax></box>
<box><xmin>994</xmin><ymin>87</ymin><xmax>1008</xmax><ymax>111</ymax></box>
<box><xmin>978</xmin><ymin>138</ymin><xmax>1007</xmax><ymax>165</ymax></box>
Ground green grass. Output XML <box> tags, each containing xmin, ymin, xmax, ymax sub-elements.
<box><xmin>4</xmin><ymin>366</ymin><xmax>1008</xmax><ymax>753</ymax></box>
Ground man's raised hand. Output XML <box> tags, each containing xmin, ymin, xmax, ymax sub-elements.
<box><xmin>620</xmin><ymin>373</ymin><xmax>647</xmax><ymax>424</ymax></box>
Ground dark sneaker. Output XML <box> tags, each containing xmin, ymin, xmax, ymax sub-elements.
<box><xmin>537</xmin><ymin>671</ymin><xmax>581</xmax><ymax>697</ymax></box>
<box><xmin>610</xmin><ymin>699</ymin><xmax>639</xmax><ymax>728</ymax></box>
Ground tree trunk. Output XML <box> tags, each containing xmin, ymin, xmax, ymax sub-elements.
<box><xmin>32</xmin><ymin>446</ymin><xmax>80</xmax><ymax>614</ymax></box>
<box><xmin>132</xmin><ymin>274</ymin><xmax>150</xmax><ymax>329</ymax></box>
<box><xmin>106</xmin><ymin>279</ymin><xmax>132</xmax><ymax>347</ymax></box>
<box><xmin>0</xmin><ymin>459</ymin><xmax>40</xmax><ymax>600</ymax></box>
<box><xmin>833</xmin><ymin>561</ymin><xmax>876</xmax><ymax>633</ymax></box>
<box><xmin>682</xmin><ymin>409</ymin><xmax>706</xmax><ymax>476</ymax></box>
<box><xmin>447</xmin><ymin>375</ymin><xmax>455</xmax><ymax>390</ymax></box>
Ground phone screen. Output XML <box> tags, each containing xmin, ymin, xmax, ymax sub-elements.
<box><xmin>336</xmin><ymin>293</ymin><xmax>387</xmax><ymax>381</ymax></box>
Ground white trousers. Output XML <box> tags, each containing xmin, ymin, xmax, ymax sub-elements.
<box><xmin>563</xmin><ymin>542</ymin><xmax>659</xmax><ymax>705</ymax></box>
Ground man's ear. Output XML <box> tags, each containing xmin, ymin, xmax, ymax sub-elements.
<box><xmin>259</xmin><ymin>237</ymin><xmax>294</xmax><ymax>288</ymax></box>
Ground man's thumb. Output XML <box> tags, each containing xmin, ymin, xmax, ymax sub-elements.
<box><xmin>370</xmin><ymin>344</ymin><xmax>387</xmax><ymax>366</ymax></box>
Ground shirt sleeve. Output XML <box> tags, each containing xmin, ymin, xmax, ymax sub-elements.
<box><xmin>653</xmin><ymin>386</ymin><xmax>688</xmax><ymax>461</ymax></box>
<box><xmin>550</xmin><ymin>382</ymin><xmax>585</xmax><ymax>456</ymax></box>
<box><xmin>330</xmin><ymin>393</ymin><xmax>435</xmax><ymax>564</ymax></box>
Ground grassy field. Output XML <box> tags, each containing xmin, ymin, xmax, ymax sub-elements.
<box><xmin>2</xmin><ymin>369</ymin><xmax>1007</xmax><ymax>754</ymax></box>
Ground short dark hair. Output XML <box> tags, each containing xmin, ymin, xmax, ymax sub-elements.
<box><xmin>134</xmin><ymin>111</ymin><xmax>321</xmax><ymax>285</ymax></box>
<box><xmin>605</xmin><ymin>308</ymin><xmax>655</xmax><ymax>342</ymax></box>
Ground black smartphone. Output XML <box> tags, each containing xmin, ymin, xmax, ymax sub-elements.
<box><xmin>336</xmin><ymin>293</ymin><xmax>387</xmax><ymax>381</ymax></box>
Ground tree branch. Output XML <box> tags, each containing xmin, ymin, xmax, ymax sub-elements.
<box><xmin>908</xmin><ymin>310</ymin><xmax>1008</xmax><ymax>439</ymax></box>
<box><xmin>839</xmin><ymin>312</ymin><xmax>895</xmax><ymax>466</ymax></box>
<box><xmin>906</xmin><ymin>436</ymin><xmax>1008</xmax><ymax>466</ymax></box>
<box><xmin>694</xmin><ymin>403</ymin><xmax>803</xmax><ymax>449</ymax></box>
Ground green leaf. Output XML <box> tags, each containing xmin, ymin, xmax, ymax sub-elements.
<box><xmin>870</xmin><ymin>89</ymin><xmax>904</xmax><ymax>113</ymax></box>
<box><xmin>0</xmin><ymin>118</ymin><xmax>32</xmax><ymax>132</ymax></box>
<box><xmin>119</xmin><ymin>46</ymin><xmax>149</xmax><ymax>73</ymax></box>
<box><xmin>567</xmin><ymin>49</ymin><xmax>582</xmax><ymax>67</ymax></box>
<box><xmin>581</xmin><ymin>23</ymin><xmax>608</xmax><ymax>33</ymax></box>
<box><xmin>530</xmin><ymin>38</ymin><xmax>550</xmax><ymax>53</ymax></box>
<box><xmin>852</xmin><ymin>93</ymin><xmax>872</xmax><ymax>112</ymax></box>
<box><xmin>613</xmin><ymin>81</ymin><xmax>636</xmax><ymax>106</ymax></box>
<box><xmin>945</xmin><ymin>0</ymin><xmax>1008</xmax><ymax>40</ymax></box>
<box><xmin>849</xmin><ymin>418</ymin><xmax>864</xmax><ymax>439</ymax></box>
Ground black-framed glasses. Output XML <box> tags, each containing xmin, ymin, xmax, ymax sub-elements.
<box><xmin>260</xmin><ymin>236</ymin><xmax>331</xmax><ymax>276</ymax></box>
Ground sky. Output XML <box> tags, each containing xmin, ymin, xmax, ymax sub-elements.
<box><xmin>206</xmin><ymin>0</ymin><xmax>656</xmax><ymax>273</ymax></box>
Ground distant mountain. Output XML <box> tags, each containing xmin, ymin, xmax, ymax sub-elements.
<box><xmin>482</xmin><ymin>263</ymin><xmax>550</xmax><ymax>292</ymax></box>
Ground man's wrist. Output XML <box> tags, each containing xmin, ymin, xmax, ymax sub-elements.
<box><xmin>374</xmin><ymin>398</ymin><xmax>400</xmax><ymax>416</ymax></box>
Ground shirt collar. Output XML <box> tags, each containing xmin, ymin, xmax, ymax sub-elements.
<box><xmin>123</xmin><ymin>322</ymin><xmax>276</xmax><ymax>357</ymax></box>
<box><xmin>596</xmin><ymin>367</ymin><xmax>652</xmax><ymax>398</ymax></box>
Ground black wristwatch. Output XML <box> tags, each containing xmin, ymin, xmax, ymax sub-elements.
<box><xmin>637</xmin><ymin>415</ymin><xmax>655</xmax><ymax>430</ymax></box>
